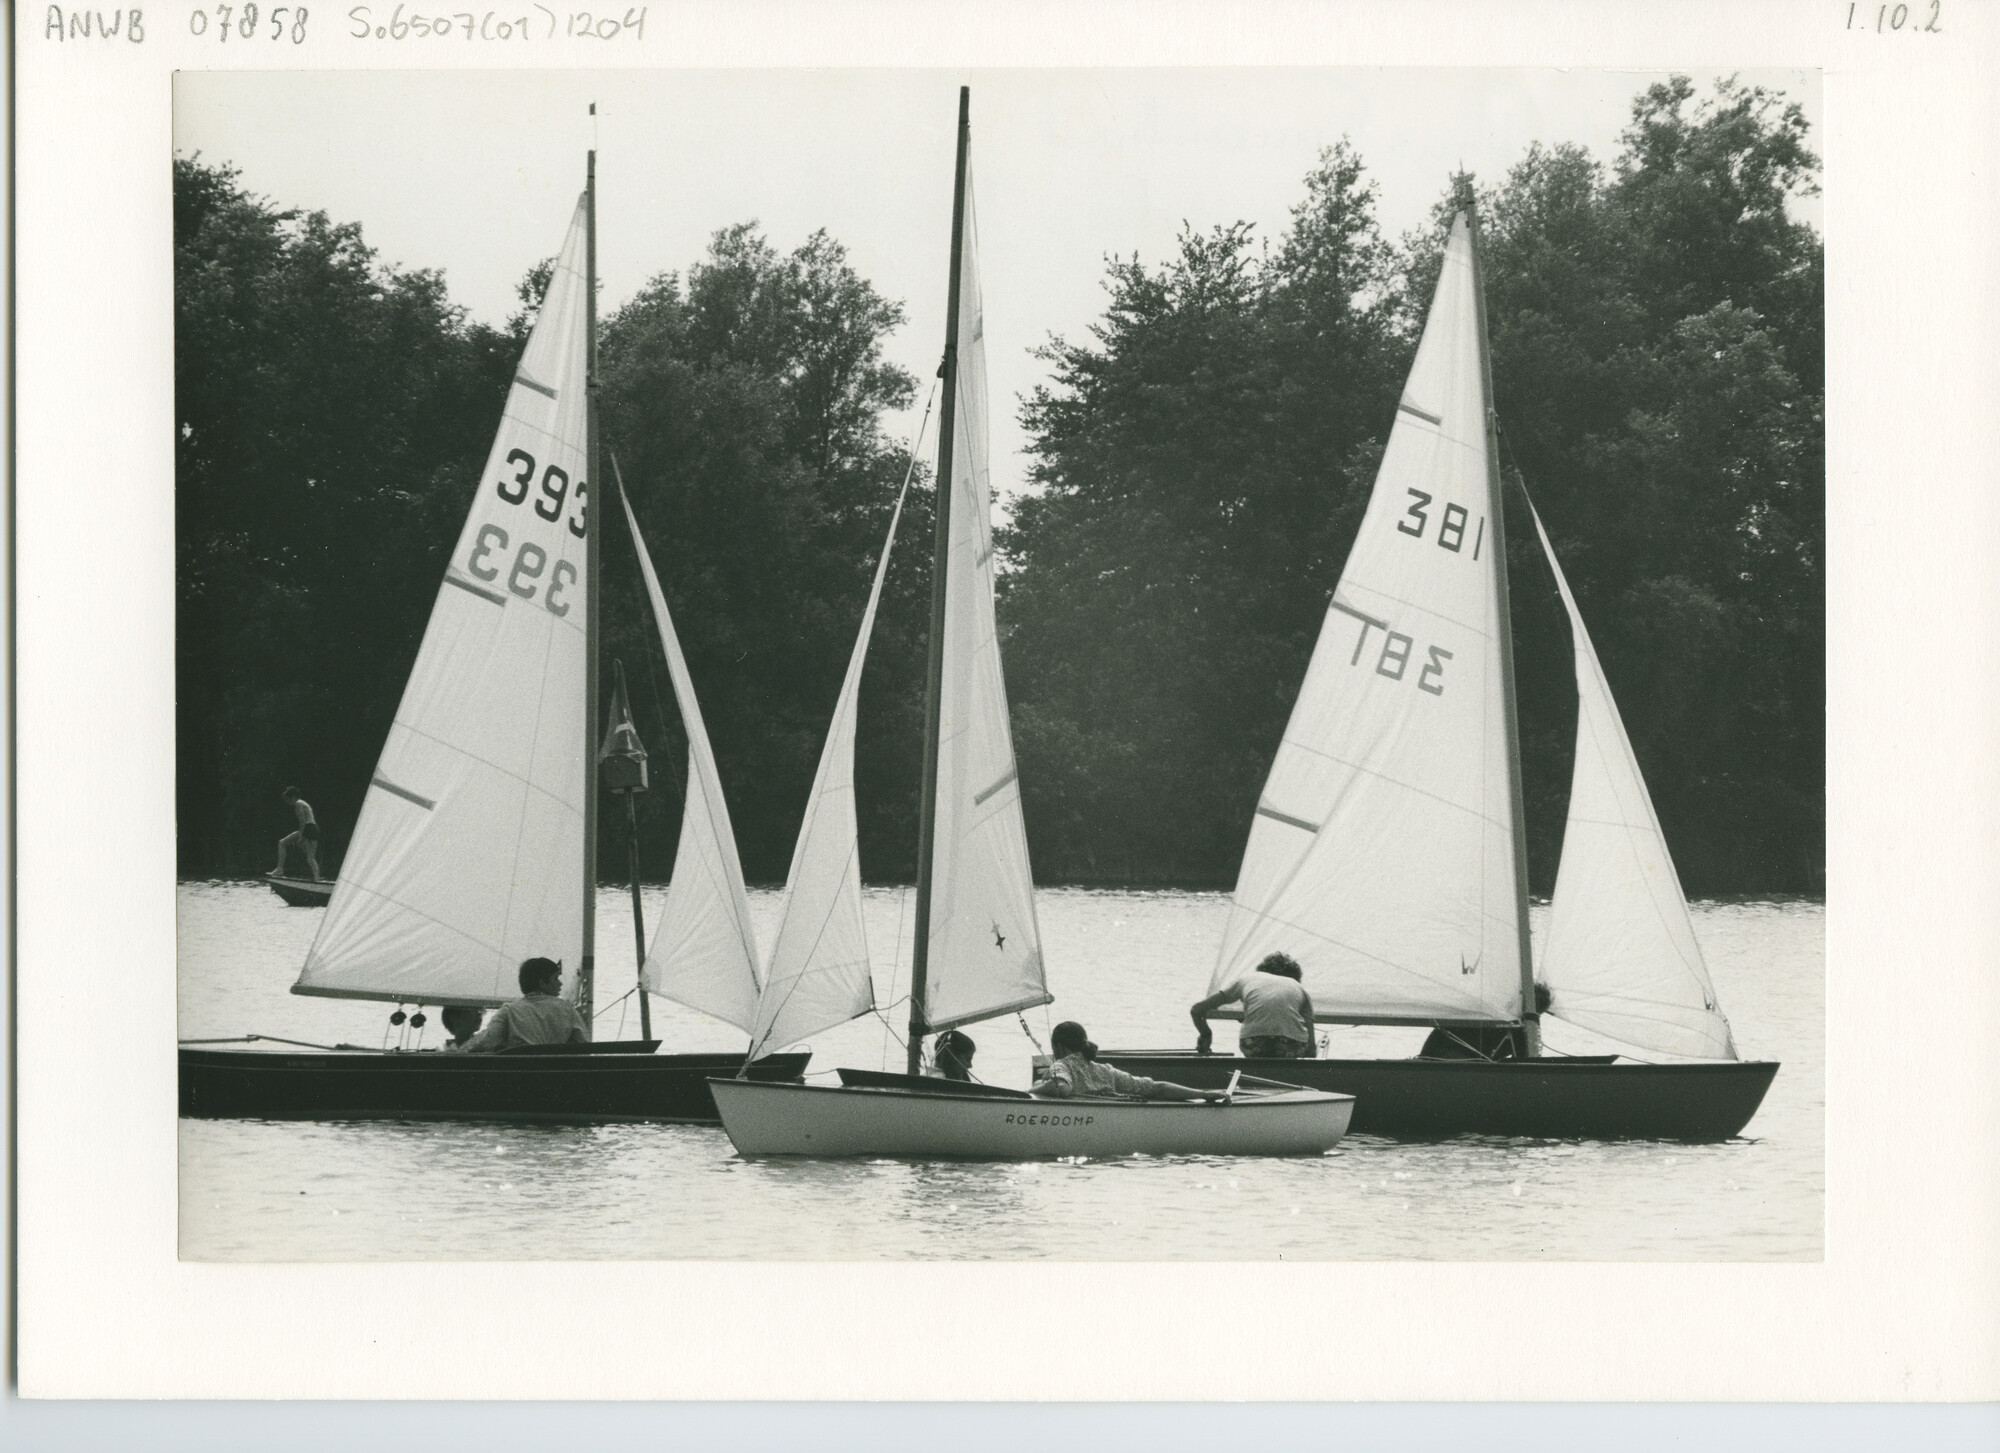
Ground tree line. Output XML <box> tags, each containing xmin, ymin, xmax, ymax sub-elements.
<box><xmin>177</xmin><ymin>74</ymin><xmax>1822</xmax><ymax>896</ymax></box>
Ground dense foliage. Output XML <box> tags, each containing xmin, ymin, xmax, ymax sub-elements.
<box><xmin>1004</xmin><ymin>77</ymin><xmax>1822</xmax><ymax>892</ymax></box>
<box><xmin>177</xmin><ymin>75</ymin><xmax>1822</xmax><ymax>895</ymax></box>
<box><xmin>176</xmin><ymin>158</ymin><xmax>931</xmax><ymax>881</ymax></box>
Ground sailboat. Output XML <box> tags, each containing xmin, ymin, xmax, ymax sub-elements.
<box><xmin>179</xmin><ymin>150</ymin><xmax>809</xmax><ymax>1124</ymax></box>
<box><xmin>1097</xmin><ymin>205</ymin><xmax>1780</xmax><ymax>1142</ymax></box>
<box><xmin>707</xmin><ymin>89</ymin><xmax>1356</xmax><ymax>1159</ymax></box>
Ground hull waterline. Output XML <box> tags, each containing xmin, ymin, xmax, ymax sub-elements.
<box><xmin>1096</xmin><ymin>1052</ymin><xmax>1778</xmax><ymax>1141</ymax></box>
<box><xmin>179</xmin><ymin>1046</ymin><xmax>810</xmax><ymax>1125</ymax></box>
<box><xmin>708</xmin><ymin>1077</ymin><xmax>1353</xmax><ymax>1158</ymax></box>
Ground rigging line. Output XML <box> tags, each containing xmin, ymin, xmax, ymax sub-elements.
<box><xmin>592</xmin><ymin>984</ymin><xmax>636</xmax><ymax>1020</ymax></box>
<box><xmin>178</xmin><ymin>1034</ymin><xmax>347</xmax><ymax>1051</ymax></box>
<box><xmin>881</xmin><ymin>884</ymin><xmax>910</xmax><ymax>1070</ymax></box>
<box><xmin>868</xmin><ymin>1001</ymin><xmax>911</xmax><ymax>1054</ymax></box>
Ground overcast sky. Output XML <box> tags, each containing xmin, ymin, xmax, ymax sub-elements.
<box><xmin>175</xmin><ymin>67</ymin><xmax>1821</xmax><ymax>492</ymax></box>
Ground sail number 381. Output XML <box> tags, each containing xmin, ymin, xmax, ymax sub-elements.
<box><xmin>1397</xmin><ymin>488</ymin><xmax>1485</xmax><ymax>559</ymax></box>
<box><xmin>1331</xmin><ymin>600</ymin><xmax>1452</xmax><ymax>696</ymax></box>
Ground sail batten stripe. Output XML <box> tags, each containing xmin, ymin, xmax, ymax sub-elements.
<box><xmin>443</xmin><ymin>573</ymin><xmax>507</xmax><ymax>606</ymax></box>
<box><xmin>380</xmin><ymin>722</ymin><xmax>586</xmax><ymax>813</ymax></box>
<box><xmin>370</xmin><ymin>775</ymin><xmax>437</xmax><ymax>811</ymax></box>
<box><xmin>1328</xmin><ymin>597</ymin><xmax>1389</xmax><ymax>632</ymax></box>
<box><xmin>512</xmin><ymin>372</ymin><xmax>558</xmax><ymax>400</ymax></box>
<box><xmin>971</xmin><ymin>765</ymin><xmax>1019</xmax><ymax>806</ymax></box>
<box><xmin>1397</xmin><ymin>399</ymin><xmax>1443</xmax><ymax>425</ymax></box>
<box><xmin>1255</xmin><ymin>804</ymin><xmax>1320</xmax><ymax>834</ymax></box>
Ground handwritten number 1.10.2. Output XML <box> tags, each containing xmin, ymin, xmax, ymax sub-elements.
<box><xmin>1849</xmin><ymin>0</ymin><xmax>1942</xmax><ymax>29</ymax></box>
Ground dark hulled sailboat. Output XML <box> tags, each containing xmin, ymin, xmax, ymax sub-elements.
<box><xmin>1097</xmin><ymin>205</ymin><xmax>1777</xmax><ymax>1142</ymax></box>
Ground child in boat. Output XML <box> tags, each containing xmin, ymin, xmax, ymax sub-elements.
<box><xmin>273</xmin><ymin>786</ymin><xmax>323</xmax><ymax>882</ymax></box>
<box><xmin>1032</xmin><ymin>1022</ymin><xmax>1226</xmax><ymax>1102</ymax></box>
<box><xmin>1188</xmin><ymin>952</ymin><xmax>1317</xmax><ymax>1058</ymax></box>
<box><xmin>460</xmin><ymin>958</ymin><xmax>587</xmax><ymax>1052</ymax></box>
<box><xmin>927</xmin><ymin>1030</ymin><xmax>977</xmax><ymax>1081</ymax></box>
<box><xmin>438</xmin><ymin>1005</ymin><xmax>485</xmax><ymax>1052</ymax></box>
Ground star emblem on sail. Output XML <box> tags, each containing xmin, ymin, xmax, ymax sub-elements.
<box><xmin>743</xmin><ymin>142</ymin><xmax>1050</xmax><ymax>1060</ymax></box>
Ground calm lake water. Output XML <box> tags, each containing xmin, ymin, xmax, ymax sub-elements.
<box><xmin>178</xmin><ymin>882</ymin><xmax>1822</xmax><ymax>1261</ymax></box>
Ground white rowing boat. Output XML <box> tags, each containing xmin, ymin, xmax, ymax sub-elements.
<box><xmin>709</xmin><ymin>1078</ymin><xmax>1353</xmax><ymax>1159</ymax></box>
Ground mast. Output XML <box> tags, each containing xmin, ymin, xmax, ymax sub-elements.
<box><xmin>1466</xmin><ymin>199</ymin><xmax>1540</xmax><ymax>1055</ymax></box>
<box><xmin>579</xmin><ymin>129</ymin><xmax>601</xmax><ymax>1036</ymax></box>
<box><xmin>906</xmin><ymin>86</ymin><xmax>972</xmax><ymax>1077</ymax></box>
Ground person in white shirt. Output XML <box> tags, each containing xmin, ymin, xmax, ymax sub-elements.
<box><xmin>1032</xmin><ymin>1021</ymin><xmax>1226</xmax><ymax>1101</ymax></box>
<box><xmin>1189</xmin><ymin>952</ymin><xmax>1318</xmax><ymax>1058</ymax></box>
<box><xmin>461</xmin><ymin>958</ymin><xmax>587</xmax><ymax>1053</ymax></box>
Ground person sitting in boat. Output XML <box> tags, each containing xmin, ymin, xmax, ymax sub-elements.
<box><xmin>928</xmin><ymin>1030</ymin><xmax>977</xmax><ymax>1082</ymax></box>
<box><xmin>1419</xmin><ymin>984</ymin><xmax>1552</xmax><ymax>1060</ymax></box>
<box><xmin>438</xmin><ymin>1005</ymin><xmax>485</xmax><ymax>1053</ymax></box>
<box><xmin>1033</xmin><ymin>1022</ymin><xmax>1226</xmax><ymax>1102</ymax></box>
<box><xmin>459</xmin><ymin>958</ymin><xmax>587</xmax><ymax>1053</ymax></box>
<box><xmin>272</xmin><ymin>786</ymin><xmax>323</xmax><ymax>882</ymax></box>
<box><xmin>1188</xmin><ymin>952</ymin><xmax>1317</xmax><ymax>1059</ymax></box>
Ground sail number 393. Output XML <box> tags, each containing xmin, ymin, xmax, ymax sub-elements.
<box><xmin>466</xmin><ymin>446</ymin><xmax>586</xmax><ymax>616</ymax></box>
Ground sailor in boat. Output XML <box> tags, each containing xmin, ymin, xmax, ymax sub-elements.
<box><xmin>1188</xmin><ymin>953</ymin><xmax>1318</xmax><ymax>1059</ymax></box>
<box><xmin>459</xmin><ymin>958</ymin><xmax>587</xmax><ymax>1053</ymax></box>
<box><xmin>271</xmin><ymin>786</ymin><xmax>323</xmax><ymax>882</ymax></box>
<box><xmin>1033</xmin><ymin>1022</ymin><xmax>1229</xmax><ymax>1102</ymax></box>
<box><xmin>437</xmin><ymin>1005</ymin><xmax>485</xmax><ymax>1053</ymax></box>
<box><xmin>1417</xmin><ymin>984</ymin><xmax>1553</xmax><ymax>1061</ymax></box>
<box><xmin>927</xmin><ymin>1030</ymin><xmax>977</xmax><ymax>1082</ymax></box>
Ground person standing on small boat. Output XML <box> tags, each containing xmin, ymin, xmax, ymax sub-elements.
<box><xmin>460</xmin><ymin>958</ymin><xmax>586</xmax><ymax>1053</ymax></box>
<box><xmin>272</xmin><ymin>786</ymin><xmax>323</xmax><ymax>882</ymax></box>
<box><xmin>928</xmin><ymin>1030</ymin><xmax>977</xmax><ymax>1082</ymax></box>
<box><xmin>1189</xmin><ymin>952</ymin><xmax>1318</xmax><ymax>1058</ymax></box>
<box><xmin>1033</xmin><ymin>1022</ymin><xmax>1227</xmax><ymax>1101</ymax></box>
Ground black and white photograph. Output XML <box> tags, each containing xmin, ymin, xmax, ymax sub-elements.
<box><xmin>171</xmin><ymin>67</ymin><xmax>1822</xmax><ymax>1261</ymax></box>
<box><xmin>13</xmin><ymin>0</ymin><xmax>1999</xmax><ymax>1414</ymax></box>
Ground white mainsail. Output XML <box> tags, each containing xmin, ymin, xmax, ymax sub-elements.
<box><xmin>747</xmin><ymin>486</ymin><xmax>912</xmax><ymax>1056</ymax></box>
<box><xmin>297</xmin><ymin>197</ymin><xmax>593</xmax><ymax>1007</ymax></box>
<box><xmin>619</xmin><ymin>486</ymin><xmax>764</xmax><ymax>1031</ymax></box>
<box><xmin>1526</xmin><ymin>499</ymin><xmax>1738</xmax><ymax>1060</ymax></box>
<box><xmin>1211</xmin><ymin>213</ymin><xmax>1524</xmax><ymax>1024</ymax></box>
<box><xmin>919</xmin><ymin>156</ymin><xmax>1052</xmax><ymax>1033</ymax></box>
